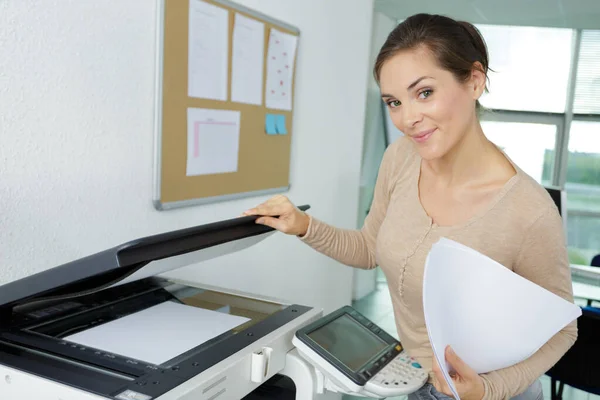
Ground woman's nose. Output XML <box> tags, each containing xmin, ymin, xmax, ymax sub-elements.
<box><xmin>402</xmin><ymin>103</ymin><xmax>422</xmax><ymax>127</ymax></box>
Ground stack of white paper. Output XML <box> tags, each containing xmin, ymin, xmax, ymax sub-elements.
<box><xmin>423</xmin><ymin>238</ymin><xmax>581</xmax><ymax>399</ymax></box>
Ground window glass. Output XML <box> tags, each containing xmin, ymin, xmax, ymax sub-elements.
<box><xmin>565</xmin><ymin>121</ymin><xmax>600</xmax><ymax>265</ymax></box>
<box><xmin>573</xmin><ymin>30</ymin><xmax>600</xmax><ymax>114</ymax></box>
<box><xmin>565</xmin><ymin>121</ymin><xmax>600</xmax><ymax>212</ymax></box>
<box><xmin>476</xmin><ymin>24</ymin><xmax>573</xmax><ymax>113</ymax></box>
<box><xmin>481</xmin><ymin>120</ymin><xmax>556</xmax><ymax>185</ymax></box>
<box><xmin>568</xmin><ymin>214</ymin><xmax>600</xmax><ymax>266</ymax></box>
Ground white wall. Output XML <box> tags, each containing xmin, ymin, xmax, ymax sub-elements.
<box><xmin>353</xmin><ymin>11</ymin><xmax>397</xmax><ymax>300</ymax></box>
<box><xmin>0</xmin><ymin>0</ymin><xmax>374</xmax><ymax>315</ymax></box>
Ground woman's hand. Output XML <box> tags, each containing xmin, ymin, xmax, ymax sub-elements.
<box><xmin>242</xmin><ymin>195</ymin><xmax>310</xmax><ymax>236</ymax></box>
<box><xmin>432</xmin><ymin>346</ymin><xmax>485</xmax><ymax>400</ymax></box>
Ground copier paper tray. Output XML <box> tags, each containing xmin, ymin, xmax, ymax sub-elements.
<box><xmin>0</xmin><ymin>207</ymin><xmax>311</xmax><ymax>400</ymax></box>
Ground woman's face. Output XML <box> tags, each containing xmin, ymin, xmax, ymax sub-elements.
<box><xmin>379</xmin><ymin>46</ymin><xmax>484</xmax><ymax>160</ymax></box>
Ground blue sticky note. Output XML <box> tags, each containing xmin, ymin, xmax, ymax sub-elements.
<box><xmin>275</xmin><ymin>114</ymin><xmax>287</xmax><ymax>135</ymax></box>
<box><xmin>265</xmin><ymin>114</ymin><xmax>277</xmax><ymax>135</ymax></box>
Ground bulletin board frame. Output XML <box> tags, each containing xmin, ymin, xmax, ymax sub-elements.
<box><xmin>152</xmin><ymin>0</ymin><xmax>300</xmax><ymax>211</ymax></box>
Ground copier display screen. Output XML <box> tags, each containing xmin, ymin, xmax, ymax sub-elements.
<box><xmin>307</xmin><ymin>314</ymin><xmax>388</xmax><ymax>371</ymax></box>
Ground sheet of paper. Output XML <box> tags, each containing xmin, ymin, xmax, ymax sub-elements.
<box><xmin>109</xmin><ymin>231</ymin><xmax>274</xmax><ymax>289</ymax></box>
<box><xmin>265</xmin><ymin>28</ymin><xmax>298</xmax><ymax>111</ymax></box>
<box><xmin>186</xmin><ymin>108</ymin><xmax>240</xmax><ymax>176</ymax></box>
<box><xmin>64</xmin><ymin>301</ymin><xmax>250</xmax><ymax>365</ymax></box>
<box><xmin>231</xmin><ymin>13</ymin><xmax>265</xmax><ymax>105</ymax></box>
<box><xmin>423</xmin><ymin>238</ymin><xmax>581</xmax><ymax>400</ymax></box>
<box><xmin>188</xmin><ymin>0</ymin><xmax>229</xmax><ymax>101</ymax></box>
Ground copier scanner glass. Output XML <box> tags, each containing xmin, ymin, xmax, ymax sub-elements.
<box><xmin>308</xmin><ymin>314</ymin><xmax>388</xmax><ymax>371</ymax></box>
<box><xmin>29</xmin><ymin>288</ymin><xmax>283</xmax><ymax>367</ymax></box>
<box><xmin>293</xmin><ymin>306</ymin><xmax>428</xmax><ymax>398</ymax></box>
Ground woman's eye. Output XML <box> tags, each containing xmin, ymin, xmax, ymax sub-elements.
<box><xmin>419</xmin><ymin>89</ymin><xmax>432</xmax><ymax>99</ymax></box>
<box><xmin>387</xmin><ymin>100</ymin><xmax>401</xmax><ymax>108</ymax></box>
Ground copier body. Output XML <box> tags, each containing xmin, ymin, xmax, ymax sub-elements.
<box><xmin>0</xmin><ymin>208</ymin><xmax>329</xmax><ymax>400</ymax></box>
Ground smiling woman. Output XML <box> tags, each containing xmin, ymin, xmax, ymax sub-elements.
<box><xmin>243</xmin><ymin>13</ymin><xmax>578</xmax><ymax>400</ymax></box>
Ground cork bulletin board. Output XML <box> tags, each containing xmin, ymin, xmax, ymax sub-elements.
<box><xmin>153</xmin><ymin>0</ymin><xmax>300</xmax><ymax>210</ymax></box>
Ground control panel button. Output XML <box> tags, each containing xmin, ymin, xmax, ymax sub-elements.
<box><xmin>411</xmin><ymin>362</ymin><xmax>422</xmax><ymax>368</ymax></box>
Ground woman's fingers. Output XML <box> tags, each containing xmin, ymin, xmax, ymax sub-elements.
<box><xmin>243</xmin><ymin>195</ymin><xmax>307</xmax><ymax>235</ymax></box>
<box><xmin>432</xmin><ymin>357</ymin><xmax>454</xmax><ymax>397</ymax></box>
<box><xmin>244</xmin><ymin>196</ymin><xmax>292</xmax><ymax>217</ymax></box>
<box><xmin>256</xmin><ymin>216</ymin><xmax>287</xmax><ymax>232</ymax></box>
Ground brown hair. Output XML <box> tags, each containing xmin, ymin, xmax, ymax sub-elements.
<box><xmin>374</xmin><ymin>13</ymin><xmax>490</xmax><ymax>109</ymax></box>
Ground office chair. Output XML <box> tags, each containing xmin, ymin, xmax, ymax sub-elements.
<box><xmin>545</xmin><ymin>306</ymin><xmax>600</xmax><ymax>400</ymax></box>
<box><xmin>544</xmin><ymin>186</ymin><xmax>567</xmax><ymax>238</ymax></box>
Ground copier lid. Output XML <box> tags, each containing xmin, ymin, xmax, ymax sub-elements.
<box><xmin>0</xmin><ymin>206</ymin><xmax>309</xmax><ymax>312</ymax></box>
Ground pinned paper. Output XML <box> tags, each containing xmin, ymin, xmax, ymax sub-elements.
<box><xmin>265</xmin><ymin>28</ymin><xmax>298</xmax><ymax>110</ymax></box>
<box><xmin>231</xmin><ymin>13</ymin><xmax>264</xmax><ymax>105</ymax></box>
<box><xmin>186</xmin><ymin>108</ymin><xmax>240</xmax><ymax>176</ymax></box>
<box><xmin>423</xmin><ymin>238</ymin><xmax>581</xmax><ymax>400</ymax></box>
<box><xmin>265</xmin><ymin>114</ymin><xmax>277</xmax><ymax>135</ymax></box>
<box><xmin>188</xmin><ymin>0</ymin><xmax>229</xmax><ymax>101</ymax></box>
<box><xmin>275</xmin><ymin>114</ymin><xmax>287</xmax><ymax>134</ymax></box>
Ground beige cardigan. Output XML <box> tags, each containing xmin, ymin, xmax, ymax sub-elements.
<box><xmin>300</xmin><ymin>136</ymin><xmax>577</xmax><ymax>400</ymax></box>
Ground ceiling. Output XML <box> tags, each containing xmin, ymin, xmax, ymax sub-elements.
<box><xmin>374</xmin><ymin>0</ymin><xmax>600</xmax><ymax>29</ymax></box>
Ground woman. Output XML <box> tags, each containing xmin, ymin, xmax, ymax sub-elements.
<box><xmin>243</xmin><ymin>13</ymin><xmax>577</xmax><ymax>400</ymax></box>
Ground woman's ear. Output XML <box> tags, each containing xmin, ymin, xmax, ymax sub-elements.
<box><xmin>470</xmin><ymin>62</ymin><xmax>487</xmax><ymax>101</ymax></box>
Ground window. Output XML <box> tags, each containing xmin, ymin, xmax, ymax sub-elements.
<box><xmin>477</xmin><ymin>25</ymin><xmax>574</xmax><ymax>113</ymax></box>
<box><xmin>564</xmin><ymin>121</ymin><xmax>600</xmax><ymax>264</ymax></box>
<box><xmin>481</xmin><ymin>121</ymin><xmax>556</xmax><ymax>185</ymax></box>
<box><xmin>565</xmin><ymin>121</ymin><xmax>600</xmax><ymax>212</ymax></box>
<box><xmin>567</xmin><ymin>214</ymin><xmax>600</xmax><ymax>265</ymax></box>
<box><xmin>573</xmin><ymin>30</ymin><xmax>600</xmax><ymax>115</ymax></box>
<box><xmin>475</xmin><ymin>24</ymin><xmax>600</xmax><ymax>265</ymax></box>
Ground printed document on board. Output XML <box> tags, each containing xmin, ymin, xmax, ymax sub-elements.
<box><xmin>265</xmin><ymin>28</ymin><xmax>297</xmax><ymax>111</ymax></box>
<box><xmin>231</xmin><ymin>13</ymin><xmax>265</xmax><ymax>105</ymax></box>
<box><xmin>186</xmin><ymin>107</ymin><xmax>240</xmax><ymax>177</ymax></box>
<box><xmin>188</xmin><ymin>0</ymin><xmax>229</xmax><ymax>101</ymax></box>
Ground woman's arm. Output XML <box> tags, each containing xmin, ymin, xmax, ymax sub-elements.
<box><xmin>298</xmin><ymin>142</ymin><xmax>400</xmax><ymax>269</ymax></box>
<box><xmin>479</xmin><ymin>206</ymin><xmax>578</xmax><ymax>400</ymax></box>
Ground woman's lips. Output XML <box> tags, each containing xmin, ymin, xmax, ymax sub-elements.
<box><xmin>412</xmin><ymin>128</ymin><xmax>436</xmax><ymax>143</ymax></box>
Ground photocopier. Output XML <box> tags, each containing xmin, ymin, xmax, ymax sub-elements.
<box><xmin>0</xmin><ymin>206</ymin><xmax>428</xmax><ymax>400</ymax></box>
